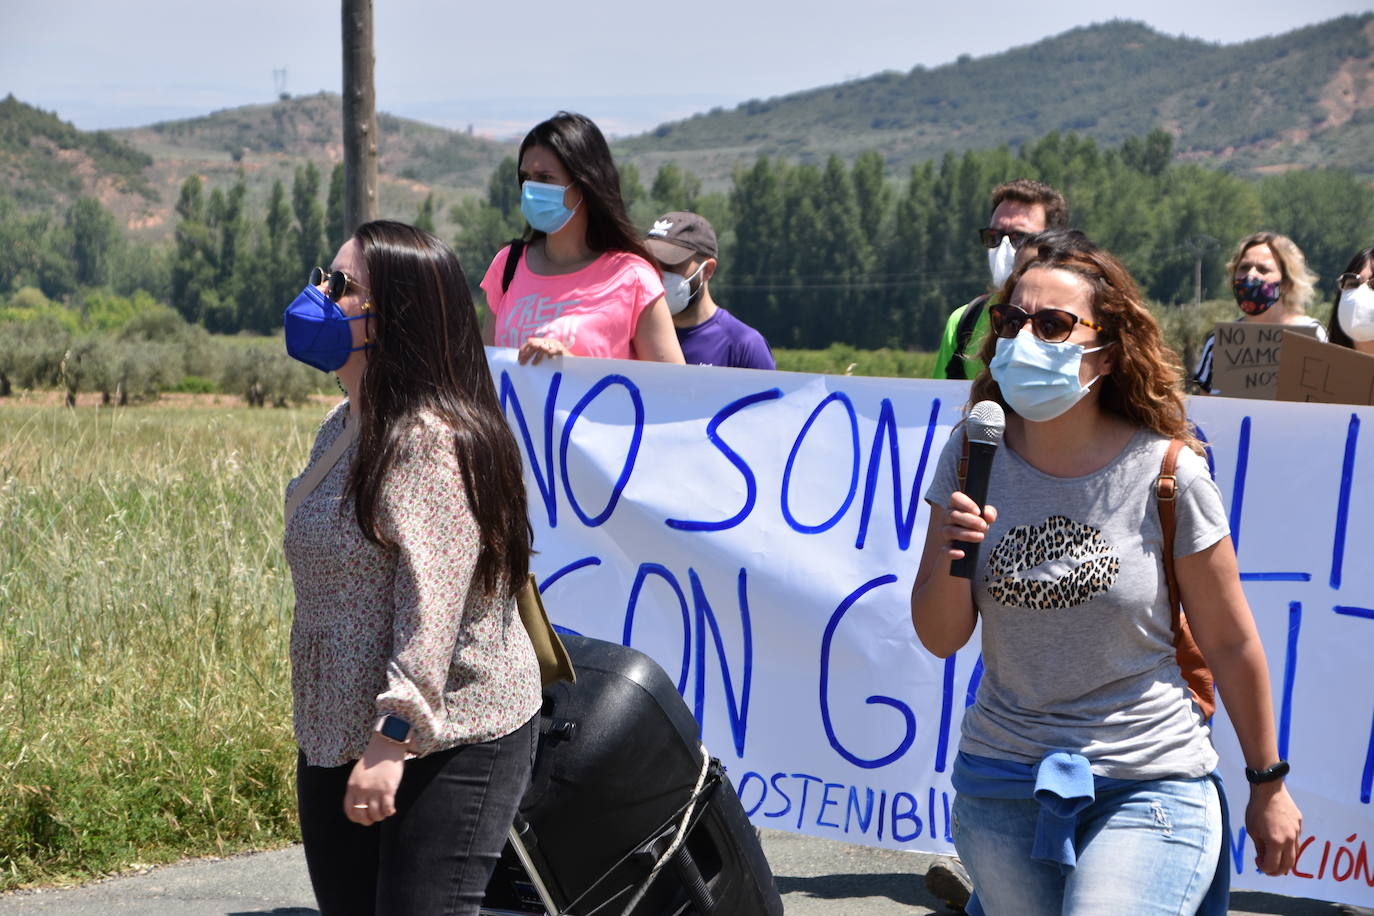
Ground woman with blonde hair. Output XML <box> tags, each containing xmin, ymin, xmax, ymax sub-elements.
<box><xmin>911</xmin><ymin>241</ymin><xmax>1301</xmax><ymax>914</ymax></box>
<box><xmin>1193</xmin><ymin>231</ymin><xmax>1327</xmax><ymax>393</ymax></box>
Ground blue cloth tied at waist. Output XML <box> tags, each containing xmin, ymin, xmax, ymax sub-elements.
<box><xmin>951</xmin><ymin>751</ymin><xmax>1230</xmax><ymax>916</ymax></box>
<box><xmin>952</xmin><ymin>750</ymin><xmax>1104</xmax><ymax>874</ymax></box>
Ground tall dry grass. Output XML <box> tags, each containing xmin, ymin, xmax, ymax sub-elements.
<box><xmin>0</xmin><ymin>404</ymin><xmax>322</xmax><ymax>889</ymax></box>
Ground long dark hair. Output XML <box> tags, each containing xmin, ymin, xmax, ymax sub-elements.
<box><xmin>1327</xmin><ymin>246</ymin><xmax>1374</xmax><ymax>349</ymax></box>
<box><xmin>518</xmin><ymin>111</ymin><xmax>655</xmax><ymax>264</ymax></box>
<box><xmin>347</xmin><ymin>220</ymin><xmax>531</xmax><ymax>596</ymax></box>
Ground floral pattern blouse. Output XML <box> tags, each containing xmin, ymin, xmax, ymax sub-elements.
<box><xmin>284</xmin><ymin>402</ymin><xmax>542</xmax><ymax>768</ymax></box>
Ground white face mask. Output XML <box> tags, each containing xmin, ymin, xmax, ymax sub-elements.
<box><xmin>662</xmin><ymin>262</ymin><xmax>707</xmax><ymax>315</ymax></box>
<box><xmin>1337</xmin><ymin>283</ymin><xmax>1374</xmax><ymax>342</ymax></box>
<box><xmin>988</xmin><ymin>236</ymin><xmax>1017</xmax><ymax>289</ymax></box>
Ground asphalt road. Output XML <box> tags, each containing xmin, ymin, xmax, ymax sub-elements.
<box><xmin>0</xmin><ymin>830</ymin><xmax>1360</xmax><ymax>916</ymax></box>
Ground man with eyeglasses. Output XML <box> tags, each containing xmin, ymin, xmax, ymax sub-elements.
<box><xmin>931</xmin><ymin>180</ymin><xmax>1070</xmax><ymax>381</ymax></box>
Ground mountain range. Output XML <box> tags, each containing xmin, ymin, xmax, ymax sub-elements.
<box><xmin>2</xmin><ymin>14</ymin><xmax>1371</xmax><ymax>241</ymax></box>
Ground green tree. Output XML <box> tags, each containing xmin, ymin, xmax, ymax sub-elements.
<box><xmin>1149</xmin><ymin>165</ymin><xmax>1261</xmax><ymax>304</ymax></box>
<box><xmin>264</xmin><ymin>179</ymin><xmax>298</xmax><ymax>327</ymax></box>
<box><xmin>487</xmin><ymin>157</ymin><xmax>520</xmax><ymax>218</ymax></box>
<box><xmin>0</xmin><ymin>196</ymin><xmax>76</xmax><ymax>299</ymax></box>
<box><xmin>220</xmin><ymin>344</ymin><xmax>316</xmax><ymax>407</ymax></box>
<box><xmin>293</xmin><ymin>163</ymin><xmax>327</xmax><ymax>277</ymax></box>
<box><xmin>67</xmin><ymin>197</ymin><xmax>120</xmax><ymax>287</ymax></box>
<box><xmin>1260</xmin><ymin>169</ymin><xmax>1374</xmax><ymax>296</ymax></box>
<box><xmin>650</xmin><ymin>163</ymin><xmax>701</xmax><ymax>212</ymax></box>
<box><xmin>619</xmin><ymin>162</ymin><xmax>645</xmax><ymax>211</ymax></box>
<box><xmin>885</xmin><ymin>161</ymin><xmax>938</xmax><ymax>348</ymax></box>
<box><xmin>728</xmin><ymin>157</ymin><xmax>788</xmax><ymax>342</ymax></box>
<box><xmin>779</xmin><ymin>162</ymin><xmax>826</xmax><ymax>348</ymax></box>
<box><xmin>1121</xmin><ymin>128</ymin><xmax>1174</xmax><ymax>178</ymax></box>
<box><xmin>171</xmin><ymin>175</ymin><xmax>216</xmax><ymax>323</ymax></box>
<box><xmin>814</xmin><ymin>156</ymin><xmax>872</xmax><ymax>345</ymax></box>
<box><xmin>0</xmin><ymin>314</ymin><xmax>70</xmax><ymax>394</ymax></box>
<box><xmin>415</xmin><ymin>192</ymin><xmax>437</xmax><ymax>234</ymax></box>
<box><xmin>326</xmin><ymin>162</ymin><xmax>346</xmax><ymax>253</ymax></box>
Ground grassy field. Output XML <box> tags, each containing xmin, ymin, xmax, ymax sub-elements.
<box><xmin>0</xmin><ymin>405</ymin><xmax>320</xmax><ymax>890</ymax></box>
<box><xmin>0</xmin><ymin>351</ymin><xmax>949</xmax><ymax>890</ymax></box>
<box><xmin>772</xmin><ymin>344</ymin><xmax>938</xmax><ymax>378</ymax></box>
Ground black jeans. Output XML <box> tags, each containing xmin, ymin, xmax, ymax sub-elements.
<box><xmin>297</xmin><ymin>715</ymin><xmax>537</xmax><ymax>916</ymax></box>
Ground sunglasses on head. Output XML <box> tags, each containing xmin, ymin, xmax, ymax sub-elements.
<box><xmin>978</xmin><ymin>227</ymin><xmax>1033</xmax><ymax>250</ymax></box>
<box><xmin>989</xmin><ymin>303</ymin><xmax>1104</xmax><ymax>343</ymax></box>
<box><xmin>1337</xmin><ymin>272</ymin><xmax>1374</xmax><ymax>292</ymax></box>
<box><xmin>309</xmin><ymin>266</ymin><xmax>368</xmax><ymax>303</ymax></box>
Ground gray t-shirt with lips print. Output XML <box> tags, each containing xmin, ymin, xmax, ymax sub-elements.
<box><xmin>925</xmin><ymin>426</ymin><xmax>1230</xmax><ymax>780</ymax></box>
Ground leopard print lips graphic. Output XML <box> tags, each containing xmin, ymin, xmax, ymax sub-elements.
<box><xmin>985</xmin><ymin>514</ymin><xmax>1120</xmax><ymax>609</ymax></box>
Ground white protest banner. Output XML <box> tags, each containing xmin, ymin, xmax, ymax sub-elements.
<box><xmin>488</xmin><ymin>349</ymin><xmax>1374</xmax><ymax>907</ymax></box>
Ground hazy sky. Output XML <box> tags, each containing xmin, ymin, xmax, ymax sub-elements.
<box><xmin>2</xmin><ymin>0</ymin><xmax>1368</xmax><ymax>138</ymax></box>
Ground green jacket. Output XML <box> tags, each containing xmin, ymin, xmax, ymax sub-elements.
<box><xmin>931</xmin><ymin>297</ymin><xmax>991</xmax><ymax>380</ymax></box>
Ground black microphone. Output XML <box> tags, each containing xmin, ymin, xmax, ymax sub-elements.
<box><xmin>950</xmin><ymin>400</ymin><xmax>1005</xmax><ymax>580</ymax></box>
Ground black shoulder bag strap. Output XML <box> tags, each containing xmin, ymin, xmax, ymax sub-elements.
<box><xmin>945</xmin><ymin>293</ymin><xmax>991</xmax><ymax>381</ymax></box>
<box><xmin>500</xmin><ymin>238</ymin><xmax>526</xmax><ymax>296</ymax></box>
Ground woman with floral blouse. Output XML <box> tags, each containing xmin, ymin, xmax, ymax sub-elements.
<box><xmin>282</xmin><ymin>220</ymin><xmax>541</xmax><ymax>915</ymax></box>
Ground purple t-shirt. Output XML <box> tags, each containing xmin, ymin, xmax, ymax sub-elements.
<box><xmin>676</xmin><ymin>307</ymin><xmax>775</xmax><ymax>370</ymax></box>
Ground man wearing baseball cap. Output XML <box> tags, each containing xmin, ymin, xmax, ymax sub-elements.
<box><xmin>644</xmin><ymin>211</ymin><xmax>775</xmax><ymax>370</ymax></box>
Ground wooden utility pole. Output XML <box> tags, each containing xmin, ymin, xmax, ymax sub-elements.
<box><xmin>1184</xmin><ymin>235</ymin><xmax>1219</xmax><ymax>307</ymax></box>
<box><xmin>341</xmin><ymin>0</ymin><xmax>378</xmax><ymax>234</ymax></box>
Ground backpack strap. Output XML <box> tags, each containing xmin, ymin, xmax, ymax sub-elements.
<box><xmin>285</xmin><ymin>418</ymin><xmax>359</xmax><ymax>525</ymax></box>
<box><xmin>501</xmin><ymin>238</ymin><xmax>526</xmax><ymax>296</ymax></box>
<box><xmin>944</xmin><ymin>294</ymin><xmax>990</xmax><ymax>381</ymax></box>
<box><xmin>1158</xmin><ymin>438</ymin><xmax>1216</xmax><ymax>721</ymax></box>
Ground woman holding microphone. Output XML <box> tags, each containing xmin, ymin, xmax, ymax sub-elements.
<box><xmin>910</xmin><ymin>242</ymin><xmax>1301</xmax><ymax>914</ymax></box>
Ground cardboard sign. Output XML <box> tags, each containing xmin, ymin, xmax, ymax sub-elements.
<box><xmin>1209</xmin><ymin>320</ymin><xmax>1318</xmax><ymax>399</ymax></box>
<box><xmin>1277</xmin><ymin>331</ymin><xmax>1374</xmax><ymax>406</ymax></box>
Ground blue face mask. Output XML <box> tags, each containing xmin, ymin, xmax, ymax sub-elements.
<box><xmin>989</xmin><ymin>333</ymin><xmax>1107</xmax><ymax>422</ymax></box>
<box><xmin>282</xmin><ymin>284</ymin><xmax>371</xmax><ymax>372</ymax></box>
<box><xmin>520</xmin><ymin>180</ymin><xmax>579</xmax><ymax>234</ymax></box>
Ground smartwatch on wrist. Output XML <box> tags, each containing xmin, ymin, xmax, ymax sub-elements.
<box><xmin>373</xmin><ymin>714</ymin><xmax>412</xmax><ymax>746</ymax></box>
<box><xmin>1244</xmin><ymin>760</ymin><xmax>1290</xmax><ymax>784</ymax></box>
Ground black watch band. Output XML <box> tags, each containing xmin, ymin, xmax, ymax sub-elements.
<box><xmin>1244</xmin><ymin>760</ymin><xmax>1290</xmax><ymax>784</ymax></box>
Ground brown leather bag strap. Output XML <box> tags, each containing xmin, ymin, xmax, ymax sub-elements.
<box><xmin>1158</xmin><ymin>438</ymin><xmax>1216</xmax><ymax>720</ymax></box>
<box><xmin>1158</xmin><ymin>438</ymin><xmax>1182</xmax><ymax>604</ymax></box>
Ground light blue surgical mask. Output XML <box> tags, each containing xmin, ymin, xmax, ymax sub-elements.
<box><xmin>989</xmin><ymin>333</ymin><xmax>1107</xmax><ymax>422</ymax></box>
<box><xmin>520</xmin><ymin>180</ymin><xmax>580</xmax><ymax>234</ymax></box>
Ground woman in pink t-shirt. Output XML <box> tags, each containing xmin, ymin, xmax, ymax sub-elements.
<box><xmin>480</xmin><ymin>112</ymin><xmax>684</xmax><ymax>365</ymax></box>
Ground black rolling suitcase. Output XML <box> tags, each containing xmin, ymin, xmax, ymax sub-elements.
<box><xmin>481</xmin><ymin>634</ymin><xmax>783</xmax><ymax>916</ymax></box>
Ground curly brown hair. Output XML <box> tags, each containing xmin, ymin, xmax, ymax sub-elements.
<box><xmin>969</xmin><ymin>245</ymin><xmax>1201</xmax><ymax>452</ymax></box>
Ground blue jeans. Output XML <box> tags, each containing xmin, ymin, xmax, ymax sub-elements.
<box><xmin>297</xmin><ymin>715</ymin><xmax>537</xmax><ymax>916</ymax></box>
<box><xmin>952</xmin><ymin>775</ymin><xmax>1221</xmax><ymax>916</ymax></box>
